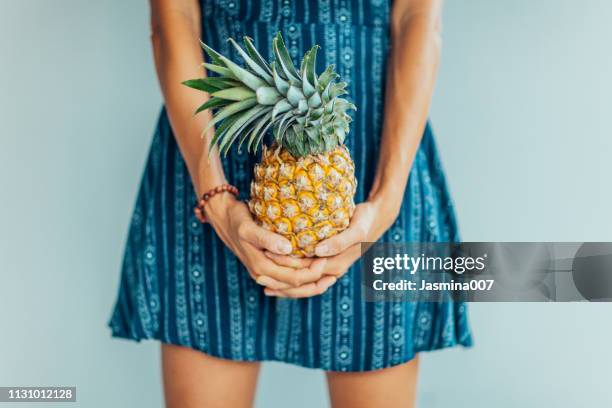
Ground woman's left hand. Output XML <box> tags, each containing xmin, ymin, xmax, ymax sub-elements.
<box><xmin>263</xmin><ymin>199</ymin><xmax>399</xmax><ymax>298</ymax></box>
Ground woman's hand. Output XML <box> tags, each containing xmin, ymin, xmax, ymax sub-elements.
<box><xmin>204</xmin><ymin>194</ymin><xmax>326</xmax><ymax>290</ymax></box>
<box><xmin>263</xmin><ymin>199</ymin><xmax>400</xmax><ymax>298</ymax></box>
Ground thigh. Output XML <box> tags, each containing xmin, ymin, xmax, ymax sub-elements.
<box><xmin>326</xmin><ymin>356</ymin><xmax>419</xmax><ymax>408</ymax></box>
<box><xmin>161</xmin><ymin>344</ymin><xmax>261</xmax><ymax>408</ymax></box>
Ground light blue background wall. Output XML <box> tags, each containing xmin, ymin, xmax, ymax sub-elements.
<box><xmin>1</xmin><ymin>1</ymin><xmax>611</xmax><ymax>407</ymax></box>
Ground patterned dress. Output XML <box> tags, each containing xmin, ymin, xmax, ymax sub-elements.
<box><xmin>108</xmin><ymin>0</ymin><xmax>472</xmax><ymax>372</ymax></box>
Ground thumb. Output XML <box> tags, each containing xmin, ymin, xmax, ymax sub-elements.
<box><xmin>239</xmin><ymin>222</ymin><xmax>293</xmax><ymax>255</ymax></box>
<box><xmin>315</xmin><ymin>224</ymin><xmax>367</xmax><ymax>257</ymax></box>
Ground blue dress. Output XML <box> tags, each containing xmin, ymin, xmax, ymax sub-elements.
<box><xmin>109</xmin><ymin>0</ymin><xmax>472</xmax><ymax>372</ymax></box>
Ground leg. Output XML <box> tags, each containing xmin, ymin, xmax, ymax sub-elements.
<box><xmin>161</xmin><ymin>344</ymin><xmax>261</xmax><ymax>408</ymax></box>
<box><xmin>326</xmin><ymin>356</ymin><xmax>419</xmax><ymax>408</ymax></box>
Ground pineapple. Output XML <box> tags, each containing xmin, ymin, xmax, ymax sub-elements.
<box><xmin>183</xmin><ymin>33</ymin><xmax>357</xmax><ymax>257</ymax></box>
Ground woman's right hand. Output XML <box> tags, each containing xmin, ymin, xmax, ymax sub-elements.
<box><xmin>204</xmin><ymin>193</ymin><xmax>326</xmax><ymax>291</ymax></box>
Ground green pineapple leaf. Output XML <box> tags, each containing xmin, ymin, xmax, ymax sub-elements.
<box><xmin>271</xmin><ymin>61</ymin><xmax>290</xmax><ymax>95</ymax></box>
<box><xmin>203</xmin><ymin>63</ymin><xmax>236</xmax><ymax>79</ymax></box>
<box><xmin>195</xmin><ymin>98</ymin><xmax>230</xmax><ymax>114</ymax></box>
<box><xmin>185</xmin><ymin>32</ymin><xmax>355</xmax><ymax>157</ymax></box>
<box><xmin>211</xmin><ymin>86</ymin><xmax>256</xmax><ymax>101</ymax></box>
<box><xmin>243</xmin><ymin>36</ymin><xmax>273</xmax><ymax>77</ymax></box>
<box><xmin>182</xmin><ymin>78</ymin><xmax>221</xmax><ymax>93</ymax></box>
<box><xmin>272</xmin><ymin>32</ymin><xmax>300</xmax><ymax>81</ymax></box>
<box><xmin>228</xmin><ymin>38</ymin><xmax>274</xmax><ymax>85</ymax></box>
<box><xmin>200</xmin><ymin>41</ymin><xmax>225</xmax><ymax>66</ymax></box>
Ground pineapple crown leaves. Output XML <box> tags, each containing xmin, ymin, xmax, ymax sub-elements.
<box><xmin>182</xmin><ymin>32</ymin><xmax>356</xmax><ymax>157</ymax></box>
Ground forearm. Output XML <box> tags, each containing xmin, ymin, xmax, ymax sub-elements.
<box><xmin>369</xmin><ymin>1</ymin><xmax>443</xmax><ymax>218</ymax></box>
<box><xmin>150</xmin><ymin>0</ymin><xmax>226</xmax><ymax>196</ymax></box>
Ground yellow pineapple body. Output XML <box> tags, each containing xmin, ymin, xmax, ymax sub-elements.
<box><xmin>249</xmin><ymin>145</ymin><xmax>357</xmax><ymax>257</ymax></box>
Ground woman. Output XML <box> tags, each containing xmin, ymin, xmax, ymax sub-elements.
<box><xmin>109</xmin><ymin>0</ymin><xmax>471</xmax><ymax>406</ymax></box>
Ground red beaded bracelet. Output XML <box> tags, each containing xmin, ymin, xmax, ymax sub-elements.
<box><xmin>194</xmin><ymin>183</ymin><xmax>239</xmax><ymax>223</ymax></box>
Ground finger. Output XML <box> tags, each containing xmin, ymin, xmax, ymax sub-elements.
<box><xmin>238</xmin><ymin>222</ymin><xmax>292</xmax><ymax>255</ymax></box>
<box><xmin>270</xmin><ymin>266</ymin><xmax>325</xmax><ymax>287</ymax></box>
<box><xmin>255</xmin><ymin>275</ymin><xmax>293</xmax><ymax>290</ymax></box>
<box><xmin>309</xmin><ymin>257</ymin><xmax>328</xmax><ymax>276</ymax></box>
<box><xmin>265</xmin><ymin>276</ymin><xmax>337</xmax><ymax>298</ymax></box>
<box><xmin>246</xmin><ymin>245</ymin><xmax>314</xmax><ymax>287</ymax></box>
<box><xmin>285</xmin><ymin>257</ymin><xmax>328</xmax><ymax>286</ymax></box>
<box><xmin>289</xmin><ymin>258</ymin><xmax>328</xmax><ymax>285</ymax></box>
<box><xmin>314</xmin><ymin>244</ymin><xmax>360</xmax><ymax>277</ymax></box>
<box><xmin>264</xmin><ymin>251</ymin><xmax>313</xmax><ymax>269</ymax></box>
<box><xmin>315</xmin><ymin>224</ymin><xmax>367</xmax><ymax>257</ymax></box>
<box><xmin>268</xmin><ymin>275</ymin><xmax>336</xmax><ymax>298</ymax></box>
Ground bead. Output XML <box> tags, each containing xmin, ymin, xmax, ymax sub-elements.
<box><xmin>194</xmin><ymin>183</ymin><xmax>239</xmax><ymax>224</ymax></box>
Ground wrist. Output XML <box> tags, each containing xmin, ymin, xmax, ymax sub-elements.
<box><xmin>194</xmin><ymin>183</ymin><xmax>239</xmax><ymax>224</ymax></box>
<box><xmin>196</xmin><ymin>175</ymin><xmax>228</xmax><ymax>198</ymax></box>
<box><xmin>195</xmin><ymin>155</ymin><xmax>228</xmax><ymax>197</ymax></box>
<box><xmin>367</xmin><ymin>191</ymin><xmax>402</xmax><ymax>228</ymax></box>
<box><xmin>205</xmin><ymin>191</ymin><xmax>238</xmax><ymax>222</ymax></box>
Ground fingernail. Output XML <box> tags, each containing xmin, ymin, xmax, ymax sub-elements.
<box><xmin>278</xmin><ymin>242</ymin><xmax>292</xmax><ymax>254</ymax></box>
<box><xmin>264</xmin><ymin>289</ymin><xmax>277</xmax><ymax>296</ymax></box>
<box><xmin>315</xmin><ymin>245</ymin><xmax>328</xmax><ymax>257</ymax></box>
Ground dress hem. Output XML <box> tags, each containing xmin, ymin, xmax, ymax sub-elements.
<box><xmin>109</xmin><ymin>323</ymin><xmax>473</xmax><ymax>373</ymax></box>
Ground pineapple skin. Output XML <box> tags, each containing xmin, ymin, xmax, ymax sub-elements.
<box><xmin>248</xmin><ymin>145</ymin><xmax>357</xmax><ymax>257</ymax></box>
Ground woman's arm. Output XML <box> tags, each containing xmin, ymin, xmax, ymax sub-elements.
<box><xmin>149</xmin><ymin>0</ymin><xmax>327</xmax><ymax>290</ymax></box>
<box><xmin>368</xmin><ymin>0</ymin><xmax>444</xmax><ymax>216</ymax></box>
<box><xmin>264</xmin><ymin>0</ymin><xmax>444</xmax><ymax>297</ymax></box>
<box><xmin>150</xmin><ymin>0</ymin><xmax>225</xmax><ymax>194</ymax></box>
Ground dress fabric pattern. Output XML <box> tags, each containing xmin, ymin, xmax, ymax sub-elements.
<box><xmin>109</xmin><ymin>0</ymin><xmax>472</xmax><ymax>371</ymax></box>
